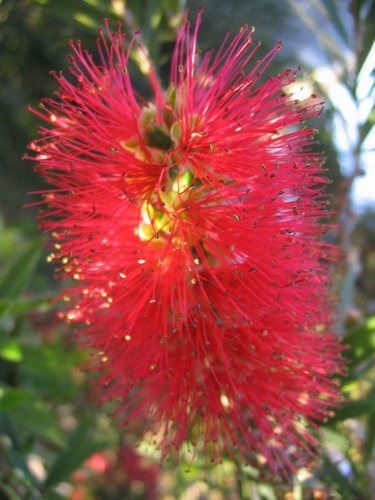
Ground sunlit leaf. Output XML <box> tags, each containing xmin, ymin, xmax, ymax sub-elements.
<box><xmin>239</xmin><ymin>463</ymin><xmax>260</xmax><ymax>481</ymax></box>
<box><xmin>73</xmin><ymin>12</ymin><xmax>98</xmax><ymax>30</ymax></box>
<box><xmin>258</xmin><ymin>483</ymin><xmax>277</xmax><ymax>500</ymax></box>
<box><xmin>0</xmin><ymin>340</ymin><xmax>22</xmax><ymax>362</ymax></box>
<box><xmin>36</xmin><ymin>0</ymin><xmax>120</xmax><ymax>33</ymax></box>
<box><xmin>320</xmin><ymin>426</ymin><xmax>351</xmax><ymax>453</ymax></box>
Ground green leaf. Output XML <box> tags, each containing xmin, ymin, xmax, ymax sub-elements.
<box><xmin>0</xmin><ymin>340</ymin><xmax>22</xmax><ymax>362</ymax></box>
<box><xmin>351</xmin><ymin>0</ymin><xmax>362</xmax><ymax>21</ymax></box>
<box><xmin>0</xmin><ymin>387</ymin><xmax>32</xmax><ymax>411</ymax></box>
<box><xmin>359</xmin><ymin>106</ymin><xmax>375</xmax><ymax>145</ymax></box>
<box><xmin>0</xmin><ymin>241</ymin><xmax>42</xmax><ymax>300</ymax></box>
<box><xmin>35</xmin><ymin>0</ymin><xmax>120</xmax><ymax>33</ymax></box>
<box><xmin>320</xmin><ymin>427</ymin><xmax>350</xmax><ymax>453</ymax></box>
<box><xmin>45</xmin><ymin>423</ymin><xmax>109</xmax><ymax>487</ymax></box>
<box><xmin>20</xmin><ymin>343</ymin><xmax>85</xmax><ymax>399</ymax></box>
<box><xmin>7</xmin><ymin>398</ymin><xmax>65</xmax><ymax>447</ymax></box>
<box><xmin>0</xmin><ymin>299</ymin><xmax>10</xmax><ymax>318</ymax></box>
<box><xmin>0</xmin><ymin>484</ymin><xmax>20</xmax><ymax>500</ymax></box>
<box><xmin>343</xmin><ymin>316</ymin><xmax>375</xmax><ymax>369</ymax></box>
<box><xmin>258</xmin><ymin>483</ymin><xmax>277</xmax><ymax>500</ymax></box>
<box><xmin>0</xmin><ymin>295</ymin><xmax>52</xmax><ymax>321</ymax></box>
<box><xmin>0</xmin><ymin>412</ymin><xmax>22</xmax><ymax>450</ymax></box>
<box><xmin>319</xmin><ymin>454</ymin><xmax>357</xmax><ymax>498</ymax></box>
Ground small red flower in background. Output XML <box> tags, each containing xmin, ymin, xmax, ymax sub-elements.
<box><xmin>28</xmin><ymin>11</ymin><xmax>344</xmax><ymax>473</ymax></box>
<box><xmin>70</xmin><ymin>447</ymin><xmax>159</xmax><ymax>500</ymax></box>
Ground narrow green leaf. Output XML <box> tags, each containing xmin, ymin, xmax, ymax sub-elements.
<box><xmin>20</xmin><ymin>343</ymin><xmax>85</xmax><ymax>398</ymax></box>
<box><xmin>351</xmin><ymin>0</ymin><xmax>361</xmax><ymax>21</ymax></box>
<box><xmin>0</xmin><ymin>412</ymin><xmax>22</xmax><ymax>450</ymax></box>
<box><xmin>319</xmin><ymin>455</ymin><xmax>356</xmax><ymax>498</ymax></box>
<box><xmin>0</xmin><ymin>241</ymin><xmax>42</xmax><ymax>300</ymax></box>
<box><xmin>322</xmin><ymin>0</ymin><xmax>350</xmax><ymax>45</ymax></box>
<box><xmin>38</xmin><ymin>0</ymin><xmax>119</xmax><ymax>33</ymax></box>
<box><xmin>329</xmin><ymin>392</ymin><xmax>375</xmax><ymax>421</ymax></box>
<box><xmin>359</xmin><ymin>107</ymin><xmax>375</xmax><ymax>145</ymax></box>
<box><xmin>0</xmin><ymin>484</ymin><xmax>20</xmax><ymax>500</ymax></box>
<box><xmin>258</xmin><ymin>483</ymin><xmax>277</xmax><ymax>500</ymax></box>
<box><xmin>4</xmin><ymin>448</ymin><xmax>39</xmax><ymax>487</ymax></box>
<box><xmin>7</xmin><ymin>398</ymin><xmax>64</xmax><ymax>447</ymax></box>
<box><xmin>358</xmin><ymin>1</ymin><xmax>375</xmax><ymax>69</ymax></box>
<box><xmin>10</xmin><ymin>294</ymin><xmax>53</xmax><ymax>316</ymax></box>
<box><xmin>320</xmin><ymin>427</ymin><xmax>350</xmax><ymax>452</ymax></box>
<box><xmin>364</xmin><ymin>411</ymin><xmax>375</xmax><ymax>459</ymax></box>
<box><xmin>45</xmin><ymin>423</ymin><xmax>109</xmax><ymax>487</ymax></box>
<box><xmin>0</xmin><ymin>295</ymin><xmax>52</xmax><ymax>321</ymax></box>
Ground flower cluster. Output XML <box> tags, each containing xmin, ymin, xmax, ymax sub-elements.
<box><xmin>28</xmin><ymin>11</ymin><xmax>343</xmax><ymax>473</ymax></box>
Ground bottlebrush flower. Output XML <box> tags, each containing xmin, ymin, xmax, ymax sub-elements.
<box><xmin>27</xmin><ymin>11</ymin><xmax>344</xmax><ymax>474</ymax></box>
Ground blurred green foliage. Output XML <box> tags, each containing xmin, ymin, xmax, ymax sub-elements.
<box><xmin>0</xmin><ymin>0</ymin><xmax>374</xmax><ymax>498</ymax></box>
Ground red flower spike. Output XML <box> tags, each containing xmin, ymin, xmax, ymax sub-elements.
<box><xmin>27</xmin><ymin>11</ymin><xmax>344</xmax><ymax>475</ymax></box>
